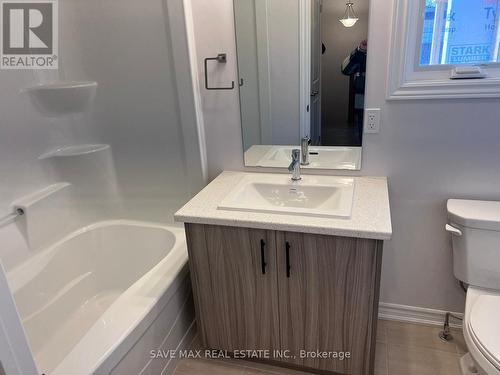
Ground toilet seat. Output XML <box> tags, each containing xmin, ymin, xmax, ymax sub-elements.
<box><xmin>469</xmin><ymin>294</ymin><xmax>500</xmax><ymax>371</ymax></box>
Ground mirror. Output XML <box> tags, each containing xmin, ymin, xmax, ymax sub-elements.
<box><xmin>234</xmin><ymin>0</ymin><xmax>369</xmax><ymax>170</ymax></box>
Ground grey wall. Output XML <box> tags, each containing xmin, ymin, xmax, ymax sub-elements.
<box><xmin>267</xmin><ymin>0</ymin><xmax>301</xmax><ymax>145</ymax></box>
<box><xmin>234</xmin><ymin>0</ymin><xmax>262</xmax><ymax>151</ymax></box>
<box><xmin>189</xmin><ymin>0</ymin><xmax>500</xmax><ymax>313</ymax></box>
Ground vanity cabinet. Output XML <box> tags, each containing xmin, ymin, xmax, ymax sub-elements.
<box><xmin>185</xmin><ymin>224</ymin><xmax>280</xmax><ymax>352</ymax></box>
<box><xmin>276</xmin><ymin>231</ymin><xmax>382</xmax><ymax>375</ymax></box>
<box><xmin>185</xmin><ymin>223</ymin><xmax>383</xmax><ymax>375</ymax></box>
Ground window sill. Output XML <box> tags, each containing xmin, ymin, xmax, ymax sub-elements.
<box><xmin>387</xmin><ymin>77</ymin><xmax>500</xmax><ymax>100</ymax></box>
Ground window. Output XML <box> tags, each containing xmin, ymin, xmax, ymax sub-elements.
<box><xmin>387</xmin><ymin>0</ymin><xmax>500</xmax><ymax>99</ymax></box>
<box><xmin>421</xmin><ymin>0</ymin><xmax>500</xmax><ymax>66</ymax></box>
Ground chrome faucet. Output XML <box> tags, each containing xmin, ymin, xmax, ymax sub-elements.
<box><xmin>288</xmin><ymin>149</ymin><xmax>301</xmax><ymax>181</ymax></box>
<box><xmin>301</xmin><ymin>136</ymin><xmax>311</xmax><ymax>165</ymax></box>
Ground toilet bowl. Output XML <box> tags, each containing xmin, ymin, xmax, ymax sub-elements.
<box><xmin>461</xmin><ymin>287</ymin><xmax>500</xmax><ymax>375</ymax></box>
<box><xmin>447</xmin><ymin>199</ymin><xmax>500</xmax><ymax>375</ymax></box>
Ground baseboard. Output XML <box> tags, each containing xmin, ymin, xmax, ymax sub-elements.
<box><xmin>379</xmin><ymin>302</ymin><xmax>463</xmax><ymax>329</ymax></box>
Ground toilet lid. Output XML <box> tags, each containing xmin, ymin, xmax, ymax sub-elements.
<box><xmin>469</xmin><ymin>295</ymin><xmax>500</xmax><ymax>370</ymax></box>
<box><xmin>447</xmin><ymin>199</ymin><xmax>500</xmax><ymax>231</ymax></box>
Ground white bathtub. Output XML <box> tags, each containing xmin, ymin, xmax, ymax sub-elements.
<box><xmin>8</xmin><ymin>220</ymin><xmax>193</xmax><ymax>375</ymax></box>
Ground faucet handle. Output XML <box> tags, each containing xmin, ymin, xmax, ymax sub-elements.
<box><xmin>300</xmin><ymin>137</ymin><xmax>310</xmax><ymax>166</ymax></box>
<box><xmin>289</xmin><ymin>149</ymin><xmax>302</xmax><ymax>180</ymax></box>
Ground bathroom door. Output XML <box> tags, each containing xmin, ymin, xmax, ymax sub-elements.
<box><xmin>310</xmin><ymin>0</ymin><xmax>322</xmax><ymax>145</ymax></box>
<box><xmin>185</xmin><ymin>224</ymin><xmax>280</xmax><ymax>352</ymax></box>
<box><xmin>276</xmin><ymin>231</ymin><xmax>381</xmax><ymax>374</ymax></box>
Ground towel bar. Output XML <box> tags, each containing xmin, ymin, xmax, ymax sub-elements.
<box><xmin>204</xmin><ymin>53</ymin><xmax>235</xmax><ymax>91</ymax></box>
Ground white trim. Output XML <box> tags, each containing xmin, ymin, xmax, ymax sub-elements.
<box><xmin>494</xmin><ymin>5</ymin><xmax>500</xmax><ymax>61</ymax></box>
<box><xmin>439</xmin><ymin>0</ymin><xmax>453</xmax><ymax>65</ymax></box>
<box><xmin>430</xmin><ymin>0</ymin><xmax>446</xmax><ymax>64</ymax></box>
<box><xmin>182</xmin><ymin>0</ymin><xmax>208</xmax><ymax>186</ymax></box>
<box><xmin>387</xmin><ymin>0</ymin><xmax>500</xmax><ymax>100</ymax></box>
<box><xmin>379</xmin><ymin>302</ymin><xmax>463</xmax><ymax>329</ymax></box>
<box><xmin>0</xmin><ymin>263</ymin><xmax>38</xmax><ymax>375</ymax></box>
<box><xmin>299</xmin><ymin>0</ymin><xmax>311</xmax><ymax>138</ymax></box>
<box><xmin>168</xmin><ymin>0</ymin><xmax>208</xmax><ymax>189</ymax></box>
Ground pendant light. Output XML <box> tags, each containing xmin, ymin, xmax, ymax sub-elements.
<box><xmin>340</xmin><ymin>1</ymin><xmax>359</xmax><ymax>27</ymax></box>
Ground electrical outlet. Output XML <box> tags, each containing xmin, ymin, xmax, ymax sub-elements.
<box><xmin>364</xmin><ymin>108</ymin><xmax>381</xmax><ymax>133</ymax></box>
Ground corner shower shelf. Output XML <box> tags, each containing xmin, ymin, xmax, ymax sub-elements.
<box><xmin>24</xmin><ymin>81</ymin><xmax>98</xmax><ymax>116</ymax></box>
<box><xmin>39</xmin><ymin>144</ymin><xmax>110</xmax><ymax>160</ymax></box>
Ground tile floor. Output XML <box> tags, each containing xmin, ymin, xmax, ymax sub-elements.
<box><xmin>173</xmin><ymin>320</ymin><xmax>466</xmax><ymax>375</ymax></box>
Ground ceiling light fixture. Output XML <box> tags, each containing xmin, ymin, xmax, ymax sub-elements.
<box><xmin>339</xmin><ymin>1</ymin><xmax>359</xmax><ymax>28</ymax></box>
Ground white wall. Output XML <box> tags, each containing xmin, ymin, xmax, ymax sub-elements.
<box><xmin>0</xmin><ymin>0</ymin><xmax>204</xmax><ymax>271</ymax></box>
<box><xmin>189</xmin><ymin>0</ymin><xmax>500</xmax><ymax>313</ymax></box>
<box><xmin>199</xmin><ymin>0</ymin><xmax>300</xmax><ymax>155</ymax></box>
<box><xmin>189</xmin><ymin>0</ymin><xmax>244</xmax><ymax>179</ymax></box>
<box><xmin>0</xmin><ymin>0</ymin><xmax>204</xmax><ymax>370</ymax></box>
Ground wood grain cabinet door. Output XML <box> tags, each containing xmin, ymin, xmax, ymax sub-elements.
<box><xmin>276</xmin><ymin>231</ymin><xmax>383</xmax><ymax>375</ymax></box>
<box><xmin>185</xmin><ymin>224</ymin><xmax>280</xmax><ymax>353</ymax></box>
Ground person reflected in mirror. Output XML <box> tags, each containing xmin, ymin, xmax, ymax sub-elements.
<box><xmin>341</xmin><ymin>40</ymin><xmax>367</xmax><ymax>144</ymax></box>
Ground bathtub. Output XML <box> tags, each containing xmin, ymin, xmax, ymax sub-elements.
<box><xmin>7</xmin><ymin>220</ymin><xmax>194</xmax><ymax>375</ymax></box>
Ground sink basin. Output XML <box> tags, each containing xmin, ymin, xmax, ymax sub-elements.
<box><xmin>218</xmin><ymin>174</ymin><xmax>354</xmax><ymax>218</ymax></box>
<box><xmin>257</xmin><ymin>146</ymin><xmax>361</xmax><ymax>170</ymax></box>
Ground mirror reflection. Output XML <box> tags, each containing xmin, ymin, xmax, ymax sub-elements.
<box><xmin>234</xmin><ymin>0</ymin><xmax>369</xmax><ymax>170</ymax></box>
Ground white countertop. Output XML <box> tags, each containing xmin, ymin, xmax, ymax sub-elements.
<box><xmin>174</xmin><ymin>171</ymin><xmax>392</xmax><ymax>240</ymax></box>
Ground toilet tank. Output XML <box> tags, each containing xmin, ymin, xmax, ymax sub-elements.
<box><xmin>447</xmin><ymin>199</ymin><xmax>500</xmax><ymax>290</ymax></box>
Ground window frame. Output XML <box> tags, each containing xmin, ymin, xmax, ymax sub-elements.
<box><xmin>387</xmin><ymin>0</ymin><xmax>500</xmax><ymax>100</ymax></box>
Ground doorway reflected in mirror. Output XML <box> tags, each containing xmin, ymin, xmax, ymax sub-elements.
<box><xmin>320</xmin><ymin>0</ymin><xmax>368</xmax><ymax>147</ymax></box>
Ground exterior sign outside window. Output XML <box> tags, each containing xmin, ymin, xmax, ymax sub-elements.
<box><xmin>420</xmin><ymin>0</ymin><xmax>500</xmax><ymax>66</ymax></box>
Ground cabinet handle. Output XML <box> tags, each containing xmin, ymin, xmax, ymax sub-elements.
<box><xmin>260</xmin><ymin>239</ymin><xmax>267</xmax><ymax>275</ymax></box>
<box><xmin>285</xmin><ymin>241</ymin><xmax>291</xmax><ymax>278</ymax></box>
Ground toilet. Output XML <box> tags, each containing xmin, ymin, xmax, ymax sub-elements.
<box><xmin>447</xmin><ymin>199</ymin><xmax>500</xmax><ymax>375</ymax></box>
